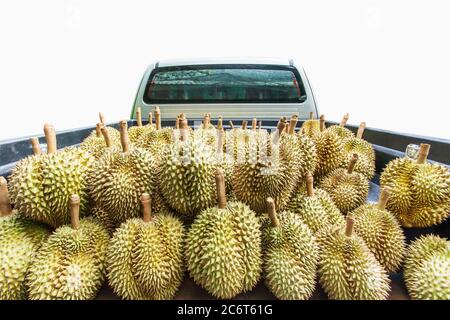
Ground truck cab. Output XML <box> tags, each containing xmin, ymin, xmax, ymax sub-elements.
<box><xmin>131</xmin><ymin>58</ymin><xmax>318</xmax><ymax>121</ymax></box>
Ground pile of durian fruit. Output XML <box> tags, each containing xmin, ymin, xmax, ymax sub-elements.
<box><xmin>0</xmin><ymin>108</ymin><xmax>449</xmax><ymax>300</ymax></box>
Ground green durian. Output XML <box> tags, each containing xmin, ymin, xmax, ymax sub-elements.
<box><xmin>80</xmin><ymin>123</ymin><xmax>121</xmax><ymax>159</ymax></box>
<box><xmin>314</xmin><ymin>126</ymin><xmax>345</xmax><ymax>179</ymax></box>
<box><xmin>186</xmin><ymin>169</ymin><xmax>262</xmax><ymax>299</ymax></box>
<box><xmin>300</xmin><ymin>112</ymin><xmax>321</xmax><ymax>141</ymax></box>
<box><xmin>9</xmin><ymin>125</ymin><xmax>94</xmax><ymax>228</ymax></box>
<box><xmin>288</xmin><ymin>173</ymin><xmax>344</xmax><ymax>234</ymax></box>
<box><xmin>128</xmin><ymin>108</ymin><xmax>155</xmax><ymax>143</ymax></box>
<box><xmin>107</xmin><ymin>193</ymin><xmax>185</xmax><ymax>300</ymax></box>
<box><xmin>404</xmin><ymin>235</ymin><xmax>449</xmax><ymax>300</ymax></box>
<box><xmin>319</xmin><ymin>154</ymin><xmax>369</xmax><ymax>214</ymax></box>
<box><xmin>27</xmin><ymin>195</ymin><xmax>109</xmax><ymax>300</ymax></box>
<box><xmin>350</xmin><ymin>188</ymin><xmax>406</xmax><ymax>272</ymax></box>
<box><xmin>325</xmin><ymin>113</ymin><xmax>354</xmax><ymax>140</ymax></box>
<box><xmin>0</xmin><ymin>177</ymin><xmax>49</xmax><ymax>300</ymax></box>
<box><xmin>88</xmin><ymin>121</ymin><xmax>157</xmax><ymax>229</ymax></box>
<box><xmin>380</xmin><ymin>143</ymin><xmax>450</xmax><ymax>227</ymax></box>
<box><xmin>317</xmin><ymin>217</ymin><xmax>391</xmax><ymax>300</ymax></box>
<box><xmin>260</xmin><ymin>197</ymin><xmax>318</xmax><ymax>300</ymax></box>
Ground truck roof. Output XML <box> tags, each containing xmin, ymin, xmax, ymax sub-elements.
<box><xmin>156</xmin><ymin>57</ymin><xmax>295</xmax><ymax>68</ymax></box>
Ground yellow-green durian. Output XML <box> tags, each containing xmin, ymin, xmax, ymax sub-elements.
<box><xmin>80</xmin><ymin>123</ymin><xmax>121</xmax><ymax>159</ymax></box>
<box><xmin>380</xmin><ymin>143</ymin><xmax>450</xmax><ymax>228</ymax></box>
<box><xmin>0</xmin><ymin>177</ymin><xmax>49</xmax><ymax>300</ymax></box>
<box><xmin>27</xmin><ymin>195</ymin><xmax>109</xmax><ymax>300</ymax></box>
<box><xmin>324</xmin><ymin>113</ymin><xmax>354</xmax><ymax>140</ymax></box>
<box><xmin>317</xmin><ymin>217</ymin><xmax>391</xmax><ymax>300</ymax></box>
<box><xmin>88</xmin><ymin>121</ymin><xmax>157</xmax><ymax>229</ymax></box>
<box><xmin>300</xmin><ymin>112</ymin><xmax>321</xmax><ymax>141</ymax></box>
<box><xmin>314</xmin><ymin>127</ymin><xmax>345</xmax><ymax>179</ymax></box>
<box><xmin>186</xmin><ymin>169</ymin><xmax>262</xmax><ymax>299</ymax></box>
<box><xmin>350</xmin><ymin>188</ymin><xmax>406</xmax><ymax>272</ymax></box>
<box><xmin>260</xmin><ymin>198</ymin><xmax>318</xmax><ymax>300</ymax></box>
<box><xmin>404</xmin><ymin>235</ymin><xmax>449</xmax><ymax>300</ymax></box>
<box><xmin>9</xmin><ymin>125</ymin><xmax>94</xmax><ymax>228</ymax></box>
<box><xmin>107</xmin><ymin>194</ymin><xmax>185</xmax><ymax>300</ymax></box>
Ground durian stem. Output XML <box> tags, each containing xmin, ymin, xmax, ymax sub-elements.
<box><xmin>30</xmin><ymin>137</ymin><xmax>42</xmax><ymax>155</ymax></box>
<box><xmin>356</xmin><ymin>122</ymin><xmax>366</xmax><ymax>139</ymax></box>
<box><xmin>305</xmin><ymin>172</ymin><xmax>314</xmax><ymax>197</ymax></box>
<box><xmin>70</xmin><ymin>194</ymin><xmax>80</xmax><ymax>230</ymax></box>
<box><xmin>377</xmin><ymin>187</ymin><xmax>391</xmax><ymax>210</ymax></box>
<box><xmin>136</xmin><ymin>107</ymin><xmax>142</xmax><ymax>127</ymax></box>
<box><xmin>345</xmin><ymin>216</ymin><xmax>354</xmax><ymax>237</ymax></box>
<box><xmin>203</xmin><ymin>114</ymin><xmax>209</xmax><ymax>129</ymax></box>
<box><xmin>175</xmin><ymin>116</ymin><xmax>180</xmax><ymax>130</ymax></box>
<box><xmin>309</xmin><ymin>112</ymin><xmax>314</xmax><ymax>120</ymax></box>
<box><xmin>43</xmin><ymin>124</ymin><xmax>57</xmax><ymax>154</ymax></box>
<box><xmin>416</xmin><ymin>144</ymin><xmax>430</xmax><ymax>164</ymax></box>
<box><xmin>119</xmin><ymin>121</ymin><xmax>130</xmax><ymax>153</ymax></box>
<box><xmin>215</xmin><ymin>168</ymin><xmax>227</xmax><ymax>209</ymax></box>
<box><xmin>300</xmin><ymin>127</ymin><xmax>305</xmax><ymax>135</ymax></box>
<box><xmin>289</xmin><ymin>115</ymin><xmax>298</xmax><ymax>134</ymax></box>
<box><xmin>101</xmin><ymin>126</ymin><xmax>112</xmax><ymax>147</ymax></box>
<box><xmin>258</xmin><ymin>120</ymin><xmax>262</xmax><ymax>130</ymax></box>
<box><xmin>148</xmin><ymin>112</ymin><xmax>153</xmax><ymax>125</ymax></box>
<box><xmin>319</xmin><ymin>115</ymin><xmax>325</xmax><ymax>132</ymax></box>
<box><xmin>180</xmin><ymin>117</ymin><xmax>189</xmax><ymax>142</ymax></box>
<box><xmin>155</xmin><ymin>106</ymin><xmax>161</xmax><ymax>130</ymax></box>
<box><xmin>140</xmin><ymin>193</ymin><xmax>152</xmax><ymax>222</ymax></box>
<box><xmin>0</xmin><ymin>176</ymin><xmax>12</xmax><ymax>217</ymax></box>
<box><xmin>229</xmin><ymin>120</ymin><xmax>234</xmax><ymax>129</ymax></box>
<box><xmin>339</xmin><ymin>113</ymin><xmax>349</xmax><ymax>127</ymax></box>
<box><xmin>272</xmin><ymin>117</ymin><xmax>286</xmax><ymax>145</ymax></box>
<box><xmin>285</xmin><ymin>123</ymin><xmax>290</xmax><ymax>135</ymax></box>
<box><xmin>266</xmin><ymin>197</ymin><xmax>279</xmax><ymax>227</ymax></box>
<box><xmin>217</xmin><ymin>116</ymin><xmax>223</xmax><ymax>130</ymax></box>
<box><xmin>95</xmin><ymin>123</ymin><xmax>102</xmax><ymax>137</ymax></box>
<box><xmin>241</xmin><ymin>120</ymin><xmax>248</xmax><ymax>130</ymax></box>
<box><xmin>252</xmin><ymin>118</ymin><xmax>257</xmax><ymax>130</ymax></box>
<box><xmin>347</xmin><ymin>153</ymin><xmax>358</xmax><ymax>174</ymax></box>
<box><xmin>217</xmin><ymin>128</ymin><xmax>224</xmax><ymax>154</ymax></box>
<box><xmin>99</xmin><ymin>112</ymin><xmax>106</xmax><ymax>125</ymax></box>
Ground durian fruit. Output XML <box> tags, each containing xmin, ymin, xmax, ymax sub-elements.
<box><xmin>317</xmin><ymin>216</ymin><xmax>391</xmax><ymax>300</ymax></box>
<box><xmin>97</xmin><ymin>112</ymin><xmax>121</xmax><ymax>139</ymax></box>
<box><xmin>300</xmin><ymin>112</ymin><xmax>321</xmax><ymax>141</ymax></box>
<box><xmin>0</xmin><ymin>177</ymin><xmax>49</xmax><ymax>300</ymax></box>
<box><xmin>107</xmin><ymin>193</ymin><xmax>185</xmax><ymax>300</ymax></box>
<box><xmin>404</xmin><ymin>235</ymin><xmax>449</xmax><ymax>300</ymax></box>
<box><xmin>325</xmin><ymin>113</ymin><xmax>355</xmax><ymax>140</ymax></box>
<box><xmin>349</xmin><ymin>188</ymin><xmax>406</xmax><ymax>272</ymax></box>
<box><xmin>320</xmin><ymin>154</ymin><xmax>369</xmax><ymax>214</ymax></box>
<box><xmin>9</xmin><ymin>124</ymin><xmax>94</xmax><ymax>228</ymax></box>
<box><xmin>288</xmin><ymin>173</ymin><xmax>344</xmax><ymax>234</ymax></box>
<box><xmin>260</xmin><ymin>197</ymin><xmax>318</xmax><ymax>300</ymax></box>
<box><xmin>380</xmin><ymin>143</ymin><xmax>450</xmax><ymax>227</ymax></box>
<box><xmin>88</xmin><ymin>121</ymin><xmax>157</xmax><ymax>229</ymax></box>
<box><xmin>80</xmin><ymin>123</ymin><xmax>121</xmax><ymax>160</ymax></box>
<box><xmin>194</xmin><ymin>114</ymin><xmax>217</xmax><ymax>146</ymax></box>
<box><xmin>145</xmin><ymin>111</ymin><xmax>156</xmax><ymax>130</ymax></box>
<box><xmin>340</xmin><ymin>122</ymin><xmax>375</xmax><ymax>180</ymax></box>
<box><xmin>159</xmin><ymin>117</ymin><xmax>217</xmax><ymax>218</ymax></box>
<box><xmin>27</xmin><ymin>195</ymin><xmax>109</xmax><ymax>300</ymax></box>
<box><xmin>314</xmin><ymin>115</ymin><xmax>346</xmax><ymax>178</ymax></box>
<box><xmin>186</xmin><ymin>169</ymin><xmax>262</xmax><ymax>299</ymax></box>
<box><xmin>128</xmin><ymin>107</ymin><xmax>154</xmax><ymax>143</ymax></box>
<box><xmin>215</xmin><ymin>126</ymin><xmax>235</xmax><ymax>199</ymax></box>
<box><xmin>232</xmin><ymin>118</ymin><xmax>302</xmax><ymax>213</ymax></box>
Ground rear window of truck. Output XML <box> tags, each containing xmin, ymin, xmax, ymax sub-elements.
<box><xmin>144</xmin><ymin>65</ymin><xmax>306</xmax><ymax>104</ymax></box>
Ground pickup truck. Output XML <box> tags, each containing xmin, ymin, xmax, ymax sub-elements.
<box><xmin>0</xmin><ymin>58</ymin><xmax>448</xmax><ymax>300</ymax></box>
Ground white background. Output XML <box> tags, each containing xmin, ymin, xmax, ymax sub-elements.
<box><xmin>0</xmin><ymin>0</ymin><xmax>449</xmax><ymax>140</ymax></box>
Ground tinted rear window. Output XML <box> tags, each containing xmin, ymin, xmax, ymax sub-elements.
<box><xmin>144</xmin><ymin>65</ymin><xmax>306</xmax><ymax>104</ymax></box>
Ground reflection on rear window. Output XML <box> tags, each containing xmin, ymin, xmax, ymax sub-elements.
<box><xmin>145</xmin><ymin>67</ymin><xmax>305</xmax><ymax>104</ymax></box>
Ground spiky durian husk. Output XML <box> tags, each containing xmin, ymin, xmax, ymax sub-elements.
<box><xmin>320</xmin><ymin>168</ymin><xmax>369</xmax><ymax>214</ymax></box>
<box><xmin>314</xmin><ymin>130</ymin><xmax>345</xmax><ymax>179</ymax></box>
<box><xmin>216</xmin><ymin>153</ymin><xmax>235</xmax><ymax>200</ymax></box>
<box><xmin>80</xmin><ymin>127</ymin><xmax>121</xmax><ymax>160</ymax></box>
<box><xmin>288</xmin><ymin>187</ymin><xmax>344</xmax><ymax>234</ymax></box>
<box><xmin>341</xmin><ymin>138</ymin><xmax>375</xmax><ymax>179</ymax></box>
<box><xmin>88</xmin><ymin>147</ymin><xmax>157</xmax><ymax>227</ymax></box>
<box><xmin>294</xmin><ymin>134</ymin><xmax>317</xmax><ymax>177</ymax></box>
<box><xmin>0</xmin><ymin>213</ymin><xmax>49</xmax><ymax>300</ymax></box>
<box><xmin>317</xmin><ymin>226</ymin><xmax>391</xmax><ymax>300</ymax></box>
<box><xmin>325</xmin><ymin>125</ymin><xmax>354</xmax><ymax>140</ymax></box>
<box><xmin>300</xmin><ymin>120</ymin><xmax>321</xmax><ymax>141</ymax></box>
<box><xmin>350</xmin><ymin>204</ymin><xmax>406</xmax><ymax>272</ymax></box>
<box><xmin>9</xmin><ymin>148</ymin><xmax>94</xmax><ymax>228</ymax></box>
<box><xmin>107</xmin><ymin>213</ymin><xmax>185</xmax><ymax>300</ymax></box>
<box><xmin>137</xmin><ymin>128</ymin><xmax>175</xmax><ymax>161</ymax></box>
<box><xmin>232</xmin><ymin>131</ymin><xmax>300</xmax><ymax>213</ymax></box>
<box><xmin>260</xmin><ymin>211</ymin><xmax>318</xmax><ymax>300</ymax></box>
<box><xmin>128</xmin><ymin>126</ymin><xmax>154</xmax><ymax>144</ymax></box>
<box><xmin>159</xmin><ymin>140</ymin><xmax>217</xmax><ymax>217</ymax></box>
<box><xmin>27</xmin><ymin>218</ymin><xmax>109</xmax><ymax>300</ymax></box>
<box><xmin>194</xmin><ymin>127</ymin><xmax>217</xmax><ymax>147</ymax></box>
<box><xmin>380</xmin><ymin>158</ymin><xmax>450</xmax><ymax>227</ymax></box>
<box><xmin>186</xmin><ymin>201</ymin><xmax>262</xmax><ymax>299</ymax></box>
<box><xmin>404</xmin><ymin>235</ymin><xmax>450</xmax><ymax>300</ymax></box>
